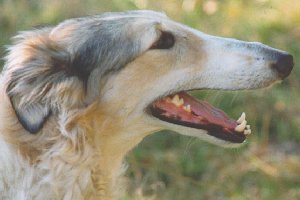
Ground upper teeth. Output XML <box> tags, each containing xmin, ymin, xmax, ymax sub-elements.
<box><xmin>235</xmin><ymin>112</ymin><xmax>251</xmax><ymax>135</ymax></box>
<box><xmin>235</xmin><ymin>120</ymin><xmax>247</xmax><ymax>132</ymax></box>
<box><xmin>183</xmin><ymin>104</ymin><xmax>191</xmax><ymax>112</ymax></box>
<box><xmin>237</xmin><ymin>112</ymin><xmax>246</xmax><ymax>124</ymax></box>
<box><xmin>171</xmin><ymin>95</ymin><xmax>184</xmax><ymax>107</ymax></box>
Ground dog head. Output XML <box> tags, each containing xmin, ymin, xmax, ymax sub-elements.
<box><xmin>4</xmin><ymin>10</ymin><xmax>293</xmax><ymax>147</ymax></box>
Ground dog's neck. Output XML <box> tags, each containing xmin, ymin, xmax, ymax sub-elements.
<box><xmin>0</xmin><ymin>99</ymin><xmax>154</xmax><ymax>199</ymax></box>
<box><xmin>76</xmin><ymin>103</ymin><xmax>153</xmax><ymax>199</ymax></box>
<box><xmin>45</xmin><ymin>103</ymin><xmax>152</xmax><ymax>199</ymax></box>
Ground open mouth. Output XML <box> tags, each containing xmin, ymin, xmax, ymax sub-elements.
<box><xmin>149</xmin><ymin>91</ymin><xmax>251</xmax><ymax>143</ymax></box>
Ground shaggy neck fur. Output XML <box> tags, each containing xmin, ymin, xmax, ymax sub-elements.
<box><xmin>0</xmin><ymin>91</ymin><xmax>150</xmax><ymax>200</ymax></box>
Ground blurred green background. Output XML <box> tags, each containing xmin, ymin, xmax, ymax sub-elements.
<box><xmin>1</xmin><ymin>0</ymin><xmax>299</xmax><ymax>199</ymax></box>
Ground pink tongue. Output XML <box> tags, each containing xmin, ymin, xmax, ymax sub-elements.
<box><xmin>152</xmin><ymin>91</ymin><xmax>238</xmax><ymax>131</ymax></box>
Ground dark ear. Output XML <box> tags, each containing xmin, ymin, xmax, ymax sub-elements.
<box><xmin>5</xmin><ymin>30</ymin><xmax>71</xmax><ymax>134</ymax></box>
<box><xmin>9</xmin><ymin>98</ymin><xmax>51</xmax><ymax>134</ymax></box>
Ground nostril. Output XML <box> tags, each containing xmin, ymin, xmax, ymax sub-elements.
<box><xmin>271</xmin><ymin>53</ymin><xmax>294</xmax><ymax>79</ymax></box>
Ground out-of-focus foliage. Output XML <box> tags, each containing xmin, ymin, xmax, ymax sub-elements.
<box><xmin>0</xmin><ymin>0</ymin><xmax>299</xmax><ymax>199</ymax></box>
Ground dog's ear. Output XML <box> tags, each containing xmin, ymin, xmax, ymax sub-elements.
<box><xmin>8</xmin><ymin>98</ymin><xmax>51</xmax><ymax>134</ymax></box>
<box><xmin>5</xmin><ymin>30</ymin><xmax>72</xmax><ymax>134</ymax></box>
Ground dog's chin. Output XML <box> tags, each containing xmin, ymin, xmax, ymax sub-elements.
<box><xmin>146</xmin><ymin>91</ymin><xmax>251</xmax><ymax>145</ymax></box>
<box><xmin>168</xmin><ymin>125</ymin><xmax>246</xmax><ymax>148</ymax></box>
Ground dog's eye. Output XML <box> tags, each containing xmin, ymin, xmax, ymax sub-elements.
<box><xmin>150</xmin><ymin>31</ymin><xmax>175</xmax><ymax>50</ymax></box>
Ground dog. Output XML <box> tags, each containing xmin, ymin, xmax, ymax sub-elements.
<box><xmin>0</xmin><ymin>10</ymin><xmax>293</xmax><ymax>199</ymax></box>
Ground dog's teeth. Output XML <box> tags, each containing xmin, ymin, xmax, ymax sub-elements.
<box><xmin>235</xmin><ymin>120</ymin><xmax>247</xmax><ymax>132</ymax></box>
<box><xmin>237</xmin><ymin>112</ymin><xmax>246</xmax><ymax>124</ymax></box>
<box><xmin>179</xmin><ymin>98</ymin><xmax>184</xmax><ymax>105</ymax></box>
<box><xmin>244</xmin><ymin>129</ymin><xmax>251</xmax><ymax>135</ymax></box>
<box><xmin>171</xmin><ymin>95</ymin><xmax>179</xmax><ymax>104</ymax></box>
<box><xmin>183</xmin><ymin>104</ymin><xmax>191</xmax><ymax>112</ymax></box>
<box><xmin>171</xmin><ymin>95</ymin><xmax>184</xmax><ymax>107</ymax></box>
<box><xmin>246</xmin><ymin>125</ymin><xmax>250</xmax><ymax>130</ymax></box>
<box><xmin>173</xmin><ymin>95</ymin><xmax>179</xmax><ymax>100</ymax></box>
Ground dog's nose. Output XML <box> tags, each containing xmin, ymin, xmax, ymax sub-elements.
<box><xmin>271</xmin><ymin>53</ymin><xmax>294</xmax><ymax>79</ymax></box>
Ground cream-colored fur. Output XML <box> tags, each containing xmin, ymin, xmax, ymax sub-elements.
<box><xmin>0</xmin><ymin>10</ymin><xmax>292</xmax><ymax>199</ymax></box>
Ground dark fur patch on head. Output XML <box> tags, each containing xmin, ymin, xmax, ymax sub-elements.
<box><xmin>68</xmin><ymin>19</ymin><xmax>142</xmax><ymax>82</ymax></box>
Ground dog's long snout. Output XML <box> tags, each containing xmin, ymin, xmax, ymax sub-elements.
<box><xmin>271</xmin><ymin>53</ymin><xmax>294</xmax><ymax>79</ymax></box>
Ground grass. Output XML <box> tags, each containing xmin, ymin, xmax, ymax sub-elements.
<box><xmin>0</xmin><ymin>0</ymin><xmax>299</xmax><ymax>199</ymax></box>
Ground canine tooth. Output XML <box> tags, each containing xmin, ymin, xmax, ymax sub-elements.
<box><xmin>246</xmin><ymin>125</ymin><xmax>250</xmax><ymax>130</ymax></box>
<box><xmin>172</xmin><ymin>95</ymin><xmax>179</xmax><ymax>103</ymax></box>
<box><xmin>235</xmin><ymin>120</ymin><xmax>247</xmax><ymax>132</ymax></box>
<box><xmin>244</xmin><ymin>129</ymin><xmax>251</xmax><ymax>135</ymax></box>
<box><xmin>183</xmin><ymin>104</ymin><xmax>191</xmax><ymax>112</ymax></box>
<box><xmin>237</xmin><ymin>112</ymin><xmax>246</xmax><ymax>124</ymax></box>
<box><xmin>171</xmin><ymin>95</ymin><xmax>184</xmax><ymax>107</ymax></box>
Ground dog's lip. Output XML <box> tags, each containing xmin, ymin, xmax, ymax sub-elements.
<box><xmin>147</xmin><ymin>91</ymin><xmax>248</xmax><ymax>143</ymax></box>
